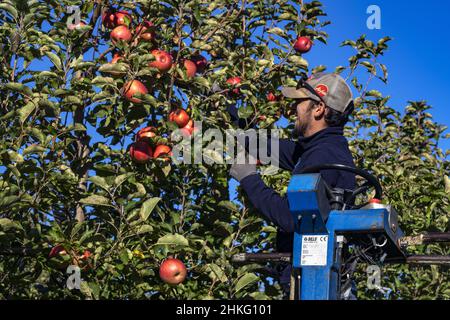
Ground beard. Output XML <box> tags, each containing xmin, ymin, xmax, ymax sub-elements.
<box><xmin>293</xmin><ymin>117</ymin><xmax>309</xmax><ymax>138</ymax></box>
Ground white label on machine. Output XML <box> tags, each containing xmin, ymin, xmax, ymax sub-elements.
<box><xmin>301</xmin><ymin>235</ymin><xmax>328</xmax><ymax>266</ymax></box>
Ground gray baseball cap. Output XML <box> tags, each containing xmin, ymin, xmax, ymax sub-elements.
<box><xmin>281</xmin><ymin>73</ymin><xmax>353</xmax><ymax>113</ymax></box>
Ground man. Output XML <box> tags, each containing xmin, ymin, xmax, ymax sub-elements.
<box><xmin>229</xmin><ymin>73</ymin><xmax>356</xmax><ymax>298</ymax></box>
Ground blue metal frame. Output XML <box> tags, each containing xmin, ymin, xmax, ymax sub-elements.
<box><xmin>287</xmin><ymin>174</ymin><xmax>404</xmax><ymax>300</ymax></box>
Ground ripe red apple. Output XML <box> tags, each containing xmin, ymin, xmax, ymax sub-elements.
<box><xmin>102</xmin><ymin>10</ymin><xmax>116</xmax><ymax>29</ymax></box>
<box><xmin>111</xmin><ymin>25</ymin><xmax>132</xmax><ymax>44</ymax></box>
<box><xmin>293</xmin><ymin>36</ymin><xmax>313</xmax><ymax>54</ymax></box>
<box><xmin>49</xmin><ymin>245</ymin><xmax>67</xmax><ymax>258</ymax></box>
<box><xmin>159</xmin><ymin>258</ymin><xmax>187</xmax><ymax>285</ymax></box>
<box><xmin>267</xmin><ymin>92</ymin><xmax>278</xmax><ymax>102</ymax></box>
<box><xmin>183</xmin><ymin>59</ymin><xmax>197</xmax><ymax>78</ymax></box>
<box><xmin>81</xmin><ymin>250</ymin><xmax>91</xmax><ymax>259</ymax></box>
<box><xmin>191</xmin><ymin>55</ymin><xmax>208</xmax><ymax>73</ymax></box>
<box><xmin>68</xmin><ymin>20</ymin><xmax>87</xmax><ymax>30</ymax></box>
<box><xmin>180</xmin><ymin>119</ymin><xmax>196</xmax><ymax>137</ymax></box>
<box><xmin>130</xmin><ymin>141</ymin><xmax>153</xmax><ymax>163</ymax></box>
<box><xmin>135</xmin><ymin>20</ymin><xmax>156</xmax><ymax>41</ymax></box>
<box><xmin>114</xmin><ymin>11</ymin><xmax>132</xmax><ymax>26</ymax></box>
<box><xmin>123</xmin><ymin>80</ymin><xmax>148</xmax><ymax>103</ymax></box>
<box><xmin>111</xmin><ymin>53</ymin><xmax>123</xmax><ymax>64</ymax></box>
<box><xmin>169</xmin><ymin>109</ymin><xmax>190</xmax><ymax>128</ymax></box>
<box><xmin>149</xmin><ymin>50</ymin><xmax>173</xmax><ymax>73</ymax></box>
<box><xmin>153</xmin><ymin>144</ymin><xmax>172</xmax><ymax>159</ymax></box>
<box><xmin>226</xmin><ymin>76</ymin><xmax>242</xmax><ymax>95</ymax></box>
<box><xmin>136</xmin><ymin>126</ymin><xmax>157</xmax><ymax>141</ymax></box>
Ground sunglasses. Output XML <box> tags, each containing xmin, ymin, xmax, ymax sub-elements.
<box><xmin>296</xmin><ymin>76</ymin><xmax>326</xmax><ymax>104</ymax></box>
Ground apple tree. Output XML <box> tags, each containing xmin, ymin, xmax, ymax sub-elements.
<box><xmin>0</xmin><ymin>0</ymin><xmax>448</xmax><ymax>299</ymax></box>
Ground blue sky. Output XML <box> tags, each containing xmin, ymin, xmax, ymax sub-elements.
<box><xmin>313</xmin><ymin>0</ymin><xmax>450</xmax><ymax>150</ymax></box>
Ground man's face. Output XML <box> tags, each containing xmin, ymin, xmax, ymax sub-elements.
<box><xmin>292</xmin><ymin>99</ymin><xmax>315</xmax><ymax>137</ymax></box>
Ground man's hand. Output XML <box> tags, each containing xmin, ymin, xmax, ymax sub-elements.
<box><xmin>230</xmin><ymin>153</ymin><xmax>257</xmax><ymax>182</ymax></box>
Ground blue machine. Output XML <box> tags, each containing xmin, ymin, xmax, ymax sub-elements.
<box><xmin>287</xmin><ymin>171</ymin><xmax>405</xmax><ymax>300</ymax></box>
<box><xmin>232</xmin><ymin>163</ymin><xmax>450</xmax><ymax>300</ymax></box>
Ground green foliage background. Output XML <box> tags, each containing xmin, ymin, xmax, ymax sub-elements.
<box><xmin>0</xmin><ymin>0</ymin><xmax>448</xmax><ymax>299</ymax></box>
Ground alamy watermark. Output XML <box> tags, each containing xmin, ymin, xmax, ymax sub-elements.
<box><xmin>367</xmin><ymin>5</ymin><xmax>381</xmax><ymax>30</ymax></box>
<box><xmin>66</xmin><ymin>5</ymin><xmax>81</xmax><ymax>29</ymax></box>
<box><xmin>66</xmin><ymin>265</ymin><xmax>81</xmax><ymax>290</ymax></box>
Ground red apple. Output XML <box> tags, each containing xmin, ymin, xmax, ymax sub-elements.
<box><xmin>293</xmin><ymin>36</ymin><xmax>313</xmax><ymax>54</ymax></box>
<box><xmin>226</xmin><ymin>76</ymin><xmax>242</xmax><ymax>94</ymax></box>
<box><xmin>102</xmin><ymin>10</ymin><xmax>116</xmax><ymax>29</ymax></box>
<box><xmin>111</xmin><ymin>53</ymin><xmax>123</xmax><ymax>64</ymax></box>
<box><xmin>135</xmin><ymin>20</ymin><xmax>156</xmax><ymax>41</ymax></box>
<box><xmin>169</xmin><ymin>109</ymin><xmax>190</xmax><ymax>128</ymax></box>
<box><xmin>123</xmin><ymin>80</ymin><xmax>148</xmax><ymax>104</ymax></box>
<box><xmin>159</xmin><ymin>258</ymin><xmax>187</xmax><ymax>285</ymax></box>
<box><xmin>136</xmin><ymin>126</ymin><xmax>157</xmax><ymax>141</ymax></box>
<box><xmin>111</xmin><ymin>25</ymin><xmax>132</xmax><ymax>44</ymax></box>
<box><xmin>153</xmin><ymin>144</ymin><xmax>172</xmax><ymax>160</ymax></box>
<box><xmin>180</xmin><ymin>119</ymin><xmax>196</xmax><ymax>137</ymax></box>
<box><xmin>183</xmin><ymin>59</ymin><xmax>197</xmax><ymax>78</ymax></box>
<box><xmin>81</xmin><ymin>250</ymin><xmax>91</xmax><ymax>259</ymax></box>
<box><xmin>149</xmin><ymin>49</ymin><xmax>173</xmax><ymax>73</ymax></box>
<box><xmin>130</xmin><ymin>141</ymin><xmax>153</xmax><ymax>163</ymax></box>
<box><xmin>114</xmin><ymin>11</ymin><xmax>132</xmax><ymax>27</ymax></box>
<box><xmin>267</xmin><ymin>92</ymin><xmax>278</xmax><ymax>102</ymax></box>
<box><xmin>49</xmin><ymin>245</ymin><xmax>67</xmax><ymax>258</ymax></box>
<box><xmin>191</xmin><ymin>55</ymin><xmax>208</xmax><ymax>73</ymax></box>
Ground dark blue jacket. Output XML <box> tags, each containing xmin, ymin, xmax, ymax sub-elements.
<box><xmin>240</xmin><ymin>127</ymin><xmax>356</xmax><ymax>253</ymax></box>
<box><xmin>228</xmin><ymin>105</ymin><xmax>356</xmax><ymax>288</ymax></box>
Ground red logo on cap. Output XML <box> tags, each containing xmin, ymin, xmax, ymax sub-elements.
<box><xmin>315</xmin><ymin>84</ymin><xmax>328</xmax><ymax>97</ymax></box>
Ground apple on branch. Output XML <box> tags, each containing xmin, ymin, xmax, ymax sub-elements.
<box><xmin>130</xmin><ymin>141</ymin><xmax>153</xmax><ymax>163</ymax></box>
<box><xmin>111</xmin><ymin>25</ymin><xmax>132</xmax><ymax>44</ymax></box>
<box><xmin>149</xmin><ymin>49</ymin><xmax>173</xmax><ymax>73</ymax></box>
<box><xmin>159</xmin><ymin>258</ymin><xmax>187</xmax><ymax>285</ymax></box>
<box><xmin>293</xmin><ymin>36</ymin><xmax>313</xmax><ymax>54</ymax></box>
<box><xmin>169</xmin><ymin>109</ymin><xmax>190</xmax><ymax>128</ymax></box>
<box><xmin>123</xmin><ymin>80</ymin><xmax>148</xmax><ymax>104</ymax></box>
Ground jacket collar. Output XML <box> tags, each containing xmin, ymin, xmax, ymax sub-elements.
<box><xmin>298</xmin><ymin>127</ymin><xmax>344</xmax><ymax>150</ymax></box>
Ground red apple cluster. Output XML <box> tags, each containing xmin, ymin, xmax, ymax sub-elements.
<box><xmin>169</xmin><ymin>108</ymin><xmax>196</xmax><ymax>136</ymax></box>
<box><xmin>130</xmin><ymin>126</ymin><xmax>173</xmax><ymax>164</ymax></box>
<box><xmin>102</xmin><ymin>9</ymin><xmax>209</xmax><ymax>106</ymax></box>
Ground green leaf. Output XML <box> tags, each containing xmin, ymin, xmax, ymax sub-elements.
<box><xmin>136</xmin><ymin>224</ymin><xmax>153</xmax><ymax>234</ymax></box>
<box><xmin>287</xmin><ymin>55</ymin><xmax>309</xmax><ymax>69</ymax></box>
<box><xmin>0</xmin><ymin>196</ymin><xmax>19</xmax><ymax>207</ymax></box>
<box><xmin>156</xmin><ymin>234</ymin><xmax>189</xmax><ymax>247</ymax></box>
<box><xmin>114</xmin><ymin>173</ymin><xmax>134</xmax><ymax>188</ymax></box>
<box><xmin>235</xmin><ymin>273</ymin><xmax>259</xmax><ymax>293</ymax></box>
<box><xmin>0</xmin><ymin>218</ymin><xmax>22</xmax><ymax>230</ymax></box>
<box><xmin>139</xmin><ymin>197</ymin><xmax>161</xmax><ymax>221</ymax></box>
<box><xmin>267</xmin><ymin>27</ymin><xmax>286</xmax><ymax>37</ymax></box>
<box><xmin>206</xmin><ymin>263</ymin><xmax>228</xmax><ymax>282</ymax></box>
<box><xmin>45</xmin><ymin>52</ymin><xmax>63</xmax><ymax>71</ymax></box>
<box><xmin>6</xmin><ymin>150</ymin><xmax>24</xmax><ymax>163</ymax></box>
<box><xmin>92</xmin><ymin>76</ymin><xmax>115</xmax><ymax>85</ymax></box>
<box><xmin>88</xmin><ymin>176</ymin><xmax>110</xmax><ymax>191</ymax></box>
<box><xmin>119</xmin><ymin>248</ymin><xmax>131</xmax><ymax>264</ymax></box>
<box><xmin>18</xmin><ymin>102</ymin><xmax>36</xmax><ymax>123</ymax></box>
<box><xmin>79</xmin><ymin>195</ymin><xmax>111</xmax><ymax>206</ymax></box>
<box><xmin>98</xmin><ymin>63</ymin><xmax>129</xmax><ymax>75</ymax></box>
<box><xmin>218</xmin><ymin>200</ymin><xmax>239</xmax><ymax>212</ymax></box>
<box><xmin>0</xmin><ymin>2</ymin><xmax>18</xmax><ymax>19</ymax></box>
<box><xmin>22</xmin><ymin>144</ymin><xmax>46</xmax><ymax>155</ymax></box>
<box><xmin>444</xmin><ymin>176</ymin><xmax>450</xmax><ymax>193</ymax></box>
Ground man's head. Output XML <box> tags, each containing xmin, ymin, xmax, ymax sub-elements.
<box><xmin>281</xmin><ymin>73</ymin><xmax>354</xmax><ymax>137</ymax></box>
